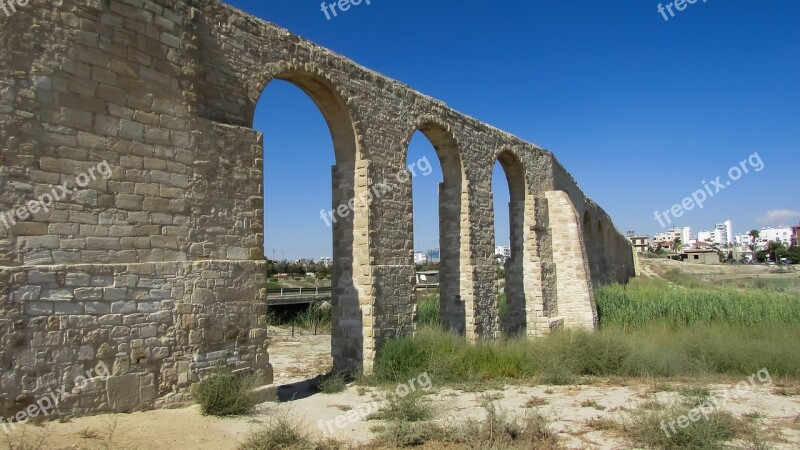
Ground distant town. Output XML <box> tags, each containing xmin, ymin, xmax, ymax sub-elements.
<box><xmin>267</xmin><ymin>220</ymin><xmax>800</xmax><ymax>273</ymax></box>
<box><xmin>266</xmin><ymin>247</ymin><xmax>512</xmax><ymax>278</ymax></box>
<box><xmin>627</xmin><ymin>220</ymin><xmax>800</xmax><ymax>264</ymax></box>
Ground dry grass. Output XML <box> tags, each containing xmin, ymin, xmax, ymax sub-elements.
<box><xmin>525</xmin><ymin>396</ymin><xmax>549</xmax><ymax>407</ymax></box>
<box><xmin>580</xmin><ymin>399</ymin><xmax>606</xmax><ymax>411</ymax></box>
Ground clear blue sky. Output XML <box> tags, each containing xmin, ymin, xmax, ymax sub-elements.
<box><xmin>223</xmin><ymin>0</ymin><xmax>800</xmax><ymax>260</ymax></box>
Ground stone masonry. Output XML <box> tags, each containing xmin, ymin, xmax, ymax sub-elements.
<box><xmin>0</xmin><ymin>0</ymin><xmax>635</xmax><ymax>416</ymax></box>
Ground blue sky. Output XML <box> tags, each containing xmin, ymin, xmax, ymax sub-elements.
<box><xmin>224</xmin><ymin>0</ymin><xmax>800</xmax><ymax>260</ymax></box>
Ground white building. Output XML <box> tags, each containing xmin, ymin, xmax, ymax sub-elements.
<box><xmin>734</xmin><ymin>227</ymin><xmax>792</xmax><ymax>250</ymax></box>
<box><xmin>414</xmin><ymin>252</ymin><xmax>429</xmax><ymax>265</ymax></box>
<box><xmin>627</xmin><ymin>235</ymin><xmax>650</xmax><ymax>253</ymax></box>
<box><xmin>696</xmin><ymin>221</ymin><xmax>733</xmax><ymax>245</ymax></box>
<box><xmin>759</xmin><ymin>227</ymin><xmax>793</xmax><ymax>247</ymax></box>
<box><xmin>653</xmin><ymin>228</ymin><xmax>683</xmax><ymax>243</ymax></box>
<box><xmin>735</xmin><ymin>233</ymin><xmax>754</xmax><ymax>247</ymax></box>
<box><xmin>682</xmin><ymin>227</ymin><xmax>692</xmax><ymax>246</ymax></box>
<box><xmin>712</xmin><ymin>222</ymin><xmax>731</xmax><ymax>245</ymax></box>
<box><xmin>495</xmin><ymin>246</ymin><xmax>511</xmax><ymax>259</ymax></box>
<box><xmin>724</xmin><ymin>220</ymin><xmax>734</xmax><ymax>245</ymax></box>
<box><xmin>697</xmin><ymin>230</ymin><xmax>713</xmax><ymax>243</ymax></box>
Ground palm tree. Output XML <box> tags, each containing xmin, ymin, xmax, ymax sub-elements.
<box><xmin>767</xmin><ymin>241</ymin><xmax>787</xmax><ymax>263</ymax></box>
<box><xmin>748</xmin><ymin>229</ymin><xmax>760</xmax><ymax>253</ymax></box>
<box><xmin>672</xmin><ymin>237</ymin><xmax>682</xmax><ymax>253</ymax></box>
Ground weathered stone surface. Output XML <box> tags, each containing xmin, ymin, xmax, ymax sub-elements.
<box><xmin>0</xmin><ymin>0</ymin><xmax>633</xmax><ymax>418</ymax></box>
<box><xmin>106</xmin><ymin>374</ymin><xmax>140</xmax><ymax>412</ymax></box>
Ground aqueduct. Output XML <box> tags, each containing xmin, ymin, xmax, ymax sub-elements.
<box><xmin>0</xmin><ymin>0</ymin><xmax>634</xmax><ymax>414</ymax></box>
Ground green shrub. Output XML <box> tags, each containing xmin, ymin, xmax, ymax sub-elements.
<box><xmin>194</xmin><ymin>366</ymin><xmax>256</xmax><ymax>416</ymax></box>
<box><xmin>626</xmin><ymin>401</ymin><xmax>749</xmax><ymax>450</ymax></box>
<box><xmin>367</xmin><ymin>391</ymin><xmax>433</xmax><ymax>422</ymax></box>
<box><xmin>239</xmin><ymin>415</ymin><xmax>312</xmax><ymax>450</ymax></box>
<box><xmin>450</xmin><ymin>405</ymin><xmax>560</xmax><ymax>449</ymax></box>
<box><xmin>316</xmin><ymin>372</ymin><xmax>347</xmax><ymax>394</ymax></box>
<box><xmin>368</xmin><ymin>403</ymin><xmax>559</xmax><ymax>449</ymax></box>
<box><xmin>416</xmin><ymin>293</ymin><xmax>440</xmax><ymax>327</ymax></box>
<box><xmin>372</xmin><ymin>421</ymin><xmax>445</xmax><ymax>447</ymax></box>
<box><xmin>294</xmin><ymin>301</ymin><xmax>331</xmax><ymax>330</ymax></box>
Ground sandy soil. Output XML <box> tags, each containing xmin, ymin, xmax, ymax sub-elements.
<box><xmin>5</xmin><ymin>331</ymin><xmax>799</xmax><ymax>450</ymax></box>
<box><xmin>642</xmin><ymin>256</ymin><xmax>800</xmax><ymax>278</ymax></box>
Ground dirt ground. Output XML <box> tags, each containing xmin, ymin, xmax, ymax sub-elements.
<box><xmin>4</xmin><ymin>331</ymin><xmax>799</xmax><ymax>450</ymax></box>
<box><xmin>5</xmin><ymin>261</ymin><xmax>800</xmax><ymax>449</ymax></box>
<box><xmin>640</xmin><ymin>256</ymin><xmax>800</xmax><ymax>278</ymax></box>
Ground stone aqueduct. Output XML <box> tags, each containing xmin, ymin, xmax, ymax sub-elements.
<box><xmin>0</xmin><ymin>1</ymin><xmax>634</xmax><ymax>413</ymax></box>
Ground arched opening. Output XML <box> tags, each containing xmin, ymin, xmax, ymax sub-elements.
<box><xmin>493</xmin><ymin>151</ymin><xmax>527</xmax><ymax>336</ymax></box>
<box><xmin>405</xmin><ymin>123</ymin><xmax>467</xmax><ymax>334</ymax></box>
<box><xmin>252</xmin><ymin>71</ymin><xmax>365</xmax><ymax>377</ymax></box>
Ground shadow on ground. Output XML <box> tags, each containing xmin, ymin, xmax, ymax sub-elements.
<box><xmin>277</xmin><ymin>375</ymin><xmax>323</xmax><ymax>402</ymax></box>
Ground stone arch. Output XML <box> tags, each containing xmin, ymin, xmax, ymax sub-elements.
<box><xmin>492</xmin><ymin>148</ymin><xmax>529</xmax><ymax>336</ymax></box>
<box><xmin>399</xmin><ymin>117</ymin><xmax>471</xmax><ymax>334</ymax></box>
<box><xmin>250</xmin><ymin>66</ymin><xmax>363</xmax><ymax>164</ymax></box>
<box><xmin>252</xmin><ymin>68</ymin><xmax>370</xmax><ymax>373</ymax></box>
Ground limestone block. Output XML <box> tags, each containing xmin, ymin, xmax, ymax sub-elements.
<box><xmin>106</xmin><ymin>374</ymin><xmax>140</xmax><ymax>412</ymax></box>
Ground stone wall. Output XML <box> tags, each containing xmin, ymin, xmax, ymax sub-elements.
<box><xmin>0</xmin><ymin>260</ymin><xmax>269</xmax><ymax>416</ymax></box>
<box><xmin>0</xmin><ymin>0</ymin><xmax>633</xmax><ymax>416</ymax></box>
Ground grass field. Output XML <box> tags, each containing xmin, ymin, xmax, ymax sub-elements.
<box><xmin>598</xmin><ymin>276</ymin><xmax>800</xmax><ymax>330</ymax></box>
<box><xmin>386</xmin><ymin>272</ymin><xmax>800</xmax><ymax>386</ymax></box>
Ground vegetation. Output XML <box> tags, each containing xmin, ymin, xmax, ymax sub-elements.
<box><xmin>597</xmin><ymin>277</ymin><xmax>800</xmax><ymax>330</ymax></box>
<box><xmin>295</xmin><ymin>301</ymin><xmax>331</xmax><ymax>331</ymax></box>
<box><xmin>624</xmin><ymin>400</ymin><xmax>757</xmax><ymax>450</ymax></box>
<box><xmin>786</xmin><ymin>245</ymin><xmax>800</xmax><ymax>264</ymax></box>
<box><xmin>264</xmin><ymin>258</ymin><xmax>331</xmax><ymax>279</ymax></box>
<box><xmin>371</xmin><ymin>272</ymin><xmax>800</xmax><ymax>385</ymax></box>
<box><xmin>672</xmin><ymin>237</ymin><xmax>682</xmax><ymax>253</ymax></box>
<box><xmin>369</xmin><ymin>403</ymin><xmax>559</xmax><ymax>449</ymax></box>
<box><xmin>414</xmin><ymin>262</ymin><xmax>439</xmax><ymax>272</ymax></box>
<box><xmin>366</xmin><ymin>391</ymin><xmax>433</xmax><ymax>422</ymax></box>
<box><xmin>237</xmin><ymin>267</ymin><xmax>799</xmax><ymax>449</ymax></box>
<box><xmin>239</xmin><ymin>414</ymin><xmax>316</xmax><ymax>450</ymax></box>
<box><xmin>373</xmin><ymin>324</ymin><xmax>800</xmax><ymax>385</ymax></box>
<box><xmin>415</xmin><ymin>292</ymin><xmax>440</xmax><ymax>327</ymax></box>
<box><xmin>193</xmin><ymin>366</ymin><xmax>257</xmax><ymax>416</ymax></box>
<box><xmin>315</xmin><ymin>372</ymin><xmax>348</xmax><ymax>394</ymax></box>
<box><xmin>238</xmin><ymin>401</ymin><xmax>559</xmax><ymax>449</ymax></box>
<box><xmin>267</xmin><ymin>301</ymin><xmax>331</xmax><ymax>331</ymax></box>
